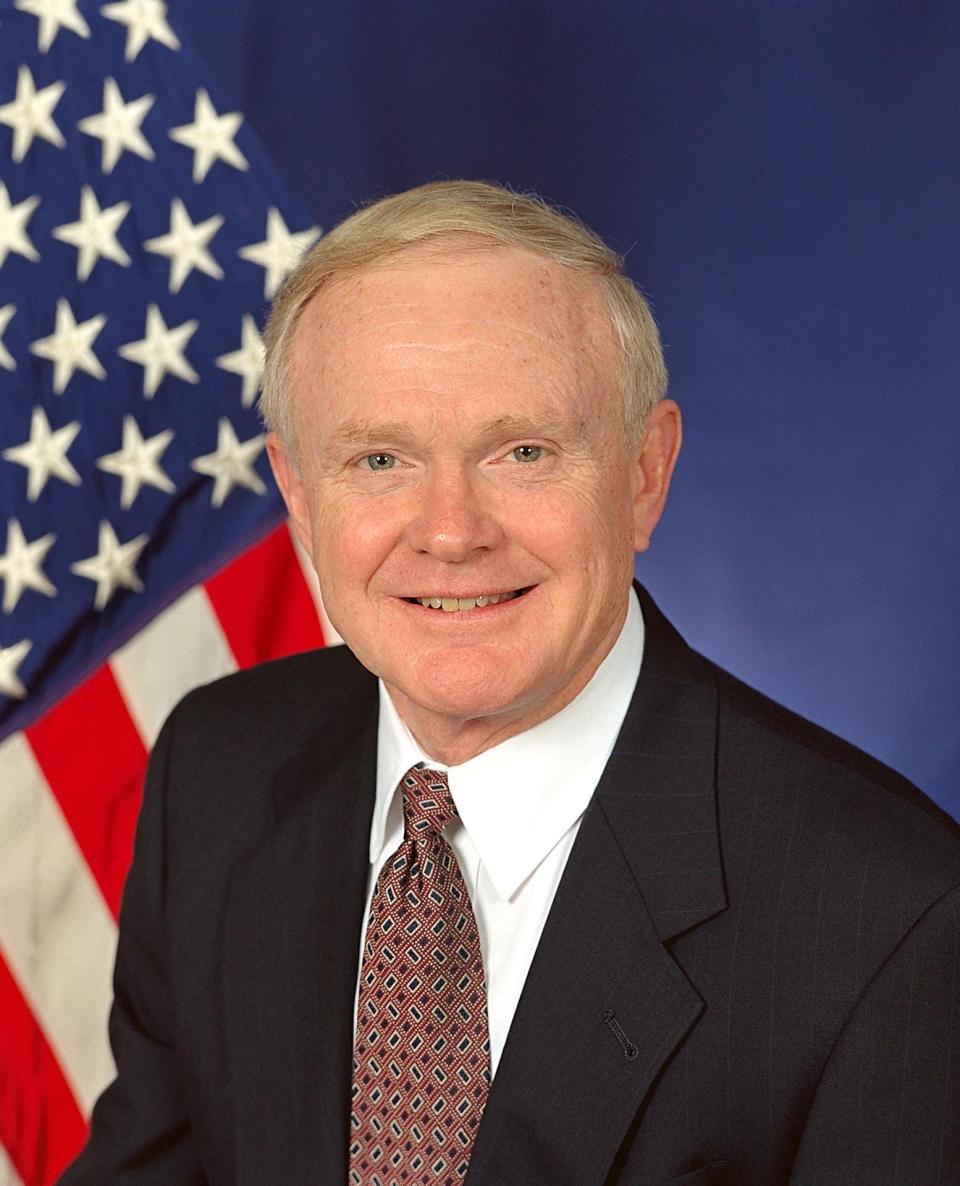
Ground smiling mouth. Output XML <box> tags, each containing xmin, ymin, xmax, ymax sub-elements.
<box><xmin>401</xmin><ymin>587</ymin><xmax>533</xmax><ymax>613</ymax></box>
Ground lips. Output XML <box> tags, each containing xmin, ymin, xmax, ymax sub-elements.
<box><xmin>401</xmin><ymin>587</ymin><xmax>532</xmax><ymax>613</ymax></box>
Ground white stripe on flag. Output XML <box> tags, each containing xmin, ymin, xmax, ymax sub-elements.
<box><xmin>0</xmin><ymin>1144</ymin><xmax>23</xmax><ymax>1186</ymax></box>
<box><xmin>111</xmin><ymin>585</ymin><xmax>238</xmax><ymax>748</ymax></box>
<box><xmin>0</xmin><ymin>733</ymin><xmax>117</xmax><ymax>1115</ymax></box>
<box><xmin>287</xmin><ymin>521</ymin><xmax>345</xmax><ymax>646</ymax></box>
<box><xmin>0</xmin><ymin>1141</ymin><xmax>24</xmax><ymax>1186</ymax></box>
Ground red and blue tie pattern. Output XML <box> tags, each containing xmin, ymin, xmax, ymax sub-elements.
<box><xmin>349</xmin><ymin>766</ymin><xmax>491</xmax><ymax>1185</ymax></box>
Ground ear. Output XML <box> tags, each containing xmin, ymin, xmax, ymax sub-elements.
<box><xmin>631</xmin><ymin>399</ymin><xmax>682</xmax><ymax>553</ymax></box>
<box><xmin>267</xmin><ymin>432</ymin><xmax>314</xmax><ymax>559</ymax></box>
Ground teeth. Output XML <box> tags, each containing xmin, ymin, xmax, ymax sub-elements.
<box><xmin>415</xmin><ymin>591</ymin><xmax>518</xmax><ymax>611</ymax></box>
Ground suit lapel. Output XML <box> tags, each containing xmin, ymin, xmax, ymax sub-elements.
<box><xmin>467</xmin><ymin>802</ymin><xmax>706</xmax><ymax>1186</ymax></box>
<box><xmin>224</xmin><ymin>670</ymin><xmax>378</xmax><ymax>1186</ymax></box>
<box><xmin>467</xmin><ymin>587</ymin><xmax>728</xmax><ymax>1184</ymax></box>
<box><xmin>599</xmin><ymin>586</ymin><xmax>727</xmax><ymax>944</ymax></box>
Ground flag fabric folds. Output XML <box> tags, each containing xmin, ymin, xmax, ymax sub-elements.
<box><xmin>0</xmin><ymin>3</ymin><xmax>332</xmax><ymax>1181</ymax></box>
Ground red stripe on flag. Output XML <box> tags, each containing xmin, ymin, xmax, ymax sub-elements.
<box><xmin>26</xmin><ymin>667</ymin><xmax>148</xmax><ymax>920</ymax></box>
<box><xmin>0</xmin><ymin>952</ymin><xmax>87</xmax><ymax>1186</ymax></box>
<box><xmin>205</xmin><ymin>523</ymin><xmax>325</xmax><ymax>667</ymax></box>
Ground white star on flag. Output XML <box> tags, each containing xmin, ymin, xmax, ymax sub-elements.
<box><xmin>70</xmin><ymin>520</ymin><xmax>149</xmax><ymax>611</ymax></box>
<box><xmin>191</xmin><ymin>418</ymin><xmax>266</xmax><ymax>507</ymax></box>
<box><xmin>52</xmin><ymin>185</ymin><xmax>131</xmax><ymax>281</ymax></box>
<box><xmin>77</xmin><ymin>77</ymin><xmax>155</xmax><ymax>174</ymax></box>
<box><xmin>0</xmin><ymin>519</ymin><xmax>57</xmax><ymax>613</ymax></box>
<box><xmin>0</xmin><ymin>183</ymin><xmax>41</xmax><ymax>268</ymax></box>
<box><xmin>29</xmin><ymin>297</ymin><xmax>107</xmax><ymax>394</ymax></box>
<box><xmin>96</xmin><ymin>415</ymin><xmax>175</xmax><ymax>508</ymax></box>
<box><xmin>169</xmin><ymin>88</ymin><xmax>248</xmax><ymax>183</ymax></box>
<box><xmin>2</xmin><ymin>407</ymin><xmax>82</xmax><ymax>501</ymax></box>
<box><xmin>0</xmin><ymin>3</ymin><xmax>336</xmax><ymax>1161</ymax></box>
<box><xmin>0</xmin><ymin>64</ymin><xmax>66</xmax><ymax>163</ymax></box>
<box><xmin>215</xmin><ymin>314</ymin><xmax>264</xmax><ymax>407</ymax></box>
<box><xmin>0</xmin><ymin>639</ymin><xmax>32</xmax><ymax>699</ymax></box>
<box><xmin>14</xmin><ymin>0</ymin><xmax>91</xmax><ymax>53</ymax></box>
<box><xmin>100</xmin><ymin>0</ymin><xmax>181</xmax><ymax>62</ymax></box>
<box><xmin>145</xmin><ymin>197</ymin><xmax>224</xmax><ymax>293</ymax></box>
<box><xmin>118</xmin><ymin>302</ymin><xmax>198</xmax><ymax>397</ymax></box>
<box><xmin>0</xmin><ymin>305</ymin><xmax>16</xmax><ymax>371</ymax></box>
<box><xmin>238</xmin><ymin>206</ymin><xmax>319</xmax><ymax>299</ymax></box>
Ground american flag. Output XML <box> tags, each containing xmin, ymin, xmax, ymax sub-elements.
<box><xmin>0</xmin><ymin>3</ymin><xmax>339</xmax><ymax>1182</ymax></box>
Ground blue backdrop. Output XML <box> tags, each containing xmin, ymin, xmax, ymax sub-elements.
<box><xmin>171</xmin><ymin>0</ymin><xmax>959</xmax><ymax>818</ymax></box>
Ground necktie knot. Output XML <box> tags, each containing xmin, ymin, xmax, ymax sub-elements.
<box><xmin>401</xmin><ymin>764</ymin><xmax>457</xmax><ymax>837</ymax></box>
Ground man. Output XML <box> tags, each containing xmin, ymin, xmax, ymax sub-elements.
<box><xmin>61</xmin><ymin>181</ymin><xmax>960</xmax><ymax>1185</ymax></box>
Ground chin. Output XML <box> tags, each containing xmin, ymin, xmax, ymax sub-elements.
<box><xmin>399</xmin><ymin>649</ymin><xmax>541</xmax><ymax>723</ymax></box>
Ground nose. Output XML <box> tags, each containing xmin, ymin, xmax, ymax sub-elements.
<box><xmin>405</xmin><ymin>463</ymin><xmax>503</xmax><ymax>562</ymax></box>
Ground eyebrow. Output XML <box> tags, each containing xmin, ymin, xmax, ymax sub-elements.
<box><xmin>333</xmin><ymin>420</ymin><xmax>415</xmax><ymax>448</ymax></box>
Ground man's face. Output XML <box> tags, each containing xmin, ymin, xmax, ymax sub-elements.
<box><xmin>270</xmin><ymin>243</ymin><xmax>679</xmax><ymax>756</ymax></box>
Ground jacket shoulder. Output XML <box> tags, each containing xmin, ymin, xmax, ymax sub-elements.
<box><xmin>718</xmin><ymin>662</ymin><xmax>958</xmax><ymax>833</ymax></box>
<box><xmin>170</xmin><ymin>643</ymin><xmax>374</xmax><ymax>741</ymax></box>
<box><xmin>148</xmin><ymin>644</ymin><xmax>377</xmax><ymax>808</ymax></box>
<box><xmin>140</xmin><ymin>645</ymin><xmax>377</xmax><ymax>862</ymax></box>
<box><xmin>711</xmin><ymin>660</ymin><xmax>960</xmax><ymax>908</ymax></box>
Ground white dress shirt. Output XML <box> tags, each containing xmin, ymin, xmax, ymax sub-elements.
<box><xmin>358</xmin><ymin>588</ymin><xmax>645</xmax><ymax>1077</ymax></box>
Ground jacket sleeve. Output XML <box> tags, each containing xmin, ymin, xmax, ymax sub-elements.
<box><xmin>789</xmin><ymin>881</ymin><xmax>960</xmax><ymax>1186</ymax></box>
<box><xmin>57</xmin><ymin>702</ymin><xmax>208</xmax><ymax>1186</ymax></box>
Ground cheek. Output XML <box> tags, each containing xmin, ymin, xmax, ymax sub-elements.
<box><xmin>307</xmin><ymin>492</ymin><xmax>390</xmax><ymax>581</ymax></box>
<box><xmin>511</xmin><ymin>479</ymin><xmax>634</xmax><ymax>569</ymax></box>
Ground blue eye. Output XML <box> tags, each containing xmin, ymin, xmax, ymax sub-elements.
<box><xmin>511</xmin><ymin>445</ymin><xmax>543</xmax><ymax>463</ymax></box>
<box><xmin>365</xmin><ymin>453</ymin><xmax>396</xmax><ymax>470</ymax></box>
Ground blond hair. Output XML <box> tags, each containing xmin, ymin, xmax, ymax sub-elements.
<box><xmin>260</xmin><ymin>180</ymin><xmax>667</xmax><ymax>459</ymax></box>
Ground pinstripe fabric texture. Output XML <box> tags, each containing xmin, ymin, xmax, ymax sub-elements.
<box><xmin>59</xmin><ymin>586</ymin><xmax>960</xmax><ymax>1186</ymax></box>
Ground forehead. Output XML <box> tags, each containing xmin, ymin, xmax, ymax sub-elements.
<box><xmin>289</xmin><ymin>242</ymin><xmax>619</xmax><ymax>417</ymax></box>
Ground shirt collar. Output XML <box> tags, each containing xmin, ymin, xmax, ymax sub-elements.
<box><xmin>373</xmin><ymin>588</ymin><xmax>645</xmax><ymax>900</ymax></box>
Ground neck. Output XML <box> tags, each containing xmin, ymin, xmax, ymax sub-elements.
<box><xmin>392</xmin><ymin>709</ymin><xmax>537</xmax><ymax>766</ymax></box>
<box><xmin>385</xmin><ymin>653</ymin><xmax>613</xmax><ymax>766</ymax></box>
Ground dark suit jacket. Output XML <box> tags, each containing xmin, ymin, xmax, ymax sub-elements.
<box><xmin>61</xmin><ymin>586</ymin><xmax>960</xmax><ymax>1186</ymax></box>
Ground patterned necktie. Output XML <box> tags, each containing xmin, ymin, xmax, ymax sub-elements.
<box><xmin>349</xmin><ymin>765</ymin><xmax>492</xmax><ymax>1185</ymax></box>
